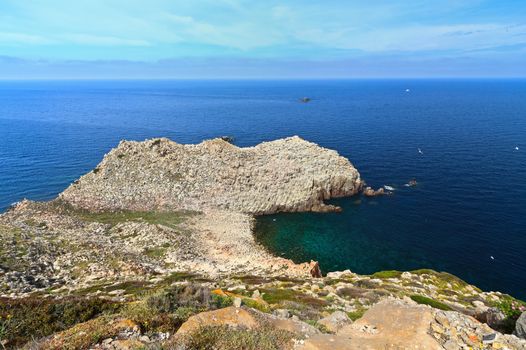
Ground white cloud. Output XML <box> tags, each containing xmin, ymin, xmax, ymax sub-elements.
<box><xmin>61</xmin><ymin>34</ymin><xmax>151</xmax><ymax>46</ymax></box>
<box><xmin>0</xmin><ymin>31</ymin><xmax>52</xmax><ymax>44</ymax></box>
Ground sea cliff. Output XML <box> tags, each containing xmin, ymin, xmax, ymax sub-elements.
<box><xmin>1</xmin><ymin>137</ymin><xmax>525</xmax><ymax>350</ymax></box>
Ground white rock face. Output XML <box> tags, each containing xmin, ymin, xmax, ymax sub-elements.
<box><xmin>59</xmin><ymin>136</ymin><xmax>363</xmax><ymax>214</ymax></box>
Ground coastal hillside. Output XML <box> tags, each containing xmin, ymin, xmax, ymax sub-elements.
<box><xmin>1</xmin><ymin>137</ymin><xmax>525</xmax><ymax>349</ymax></box>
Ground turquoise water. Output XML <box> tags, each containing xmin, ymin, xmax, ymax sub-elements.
<box><xmin>0</xmin><ymin>79</ymin><xmax>525</xmax><ymax>298</ymax></box>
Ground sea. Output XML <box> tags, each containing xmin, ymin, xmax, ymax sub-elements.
<box><xmin>0</xmin><ymin>79</ymin><xmax>525</xmax><ymax>299</ymax></box>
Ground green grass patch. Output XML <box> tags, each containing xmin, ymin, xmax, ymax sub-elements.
<box><xmin>410</xmin><ymin>295</ymin><xmax>452</xmax><ymax>311</ymax></box>
<box><xmin>79</xmin><ymin>211</ymin><xmax>190</xmax><ymax>229</ymax></box>
<box><xmin>347</xmin><ymin>307</ymin><xmax>367</xmax><ymax>321</ymax></box>
<box><xmin>261</xmin><ymin>288</ymin><xmax>327</xmax><ymax>308</ymax></box>
<box><xmin>144</xmin><ymin>246</ymin><xmax>168</xmax><ymax>259</ymax></box>
<box><xmin>47</xmin><ymin>200</ymin><xmax>197</xmax><ymax>229</ymax></box>
<box><xmin>242</xmin><ymin>298</ymin><xmax>271</xmax><ymax>313</ymax></box>
<box><xmin>371</xmin><ymin>270</ymin><xmax>402</xmax><ymax>279</ymax></box>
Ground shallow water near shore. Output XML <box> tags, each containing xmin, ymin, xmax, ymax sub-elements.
<box><xmin>1</xmin><ymin>79</ymin><xmax>525</xmax><ymax>298</ymax></box>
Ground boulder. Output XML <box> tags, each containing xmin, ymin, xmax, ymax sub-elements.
<box><xmin>309</xmin><ymin>260</ymin><xmax>322</xmax><ymax>278</ymax></box>
<box><xmin>273</xmin><ymin>309</ymin><xmax>291</xmax><ymax>319</ymax></box>
<box><xmin>176</xmin><ymin>307</ymin><xmax>258</xmax><ymax>335</ymax></box>
<box><xmin>514</xmin><ymin>311</ymin><xmax>526</xmax><ymax>339</ymax></box>
<box><xmin>317</xmin><ymin>311</ymin><xmax>352</xmax><ymax>333</ymax></box>
<box><xmin>298</xmin><ymin>299</ymin><xmax>441</xmax><ymax>349</ymax></box>
<box><xmin>485</xmin><ymin>307</ymin><xmax>507</xmax><ymax>330</ymax></box>
<box><xmin>268</xmin><ymin>317</ymin><xmax>320</xmax><ymax>337</ymax></box>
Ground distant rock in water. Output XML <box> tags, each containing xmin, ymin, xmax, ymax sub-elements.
<box><xmin>363</xmin><ymin>186</ymin><xmax>385</xmax><ymax>197</ymax></box>
<box><xmin>59</xmin><ymin>136</ymin><xmax>363</xmax><ymax>214</ymax></box>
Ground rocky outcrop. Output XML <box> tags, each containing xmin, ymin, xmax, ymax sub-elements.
<box><xmin>59</xmin><ymin>137</ymin><xmax>363</xmax><ymax>214</ymax></box>
<box><xmin>300</xmin><ymin>299</ymin><xmax>441</xmax><ymax>349</ymax></box>
<box><xmin>298</xmin><ymin>299</ymin><xmax>526</xmax><ymax>350</ymax></box>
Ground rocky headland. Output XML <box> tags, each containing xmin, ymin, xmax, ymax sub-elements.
<box><xmin>59</xmin><ymin>136</ymin><xmax>363</xmax><ymax>214</ymax></box>
<box><xmin>1</xmin><ymin>137</ymin><xmax>525</xmax><ymax>350</ymax></box>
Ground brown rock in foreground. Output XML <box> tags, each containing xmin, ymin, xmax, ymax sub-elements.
<box><xmin>59</xmin><ymin>136</ymin><xmax>363</xmax><ymax>214</ymax></box>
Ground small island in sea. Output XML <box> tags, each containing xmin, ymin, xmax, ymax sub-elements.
<box><xmin>1</xmin><ymin>137</ymin><xmax>525</xmax><ymax>349</ymax></box>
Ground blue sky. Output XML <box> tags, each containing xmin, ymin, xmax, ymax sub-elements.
<box><xmin>1</xmin><ymin>0</ymin><xmax>525</xmax><ymax>78</ymax></box>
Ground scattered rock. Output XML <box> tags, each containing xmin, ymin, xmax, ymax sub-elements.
<box><xmin>233</xmin><ymin>297</ymin><xmax>242</xmax><ymax>308</ymax></box>
<box><xmin>273</xmin><ymin>309</ymin><xmax>291</xmax><ymax>319</ymax></box>
<box><xmin>317</xmin><ymin>311</ymin><xmax>352</xmax><ymax>333</ymax></box>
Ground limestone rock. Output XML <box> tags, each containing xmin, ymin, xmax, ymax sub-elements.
<box><xmin>273</xmin><ymin>309</ymin><xmax>291</xmax><ymax>319</ymax></box>
<box><xmin>515</xmin><ymin>311</ymin><xmax>526</xmax><ymax>339</ymax></box>
<box><xmin>298</xmin><ymin>299</ymin><xmax>441</xmax><ymax>349</ymax></box>
<box><xmin>485</xmin><ymin>307</ymin><xmax>507</xmax><ymax>330</ymax></box>
<box><xmin>336</xmin><ymin>299</ymin><xmax>441</xmax><ymax>349</ymax></box>
<box><xmin>176</xmin><ymin>306</ymin><xmax>258</xmax><ymax>335</ymax></box>
<box><xmin>59</xmin><ymin>137</ymin><xmax>362</xmax><ymax>214</ymax></box>
<box><xmin>317</xmin><ymin>311</ymin><xmax>352</xmax><ymax>333</ymax></box>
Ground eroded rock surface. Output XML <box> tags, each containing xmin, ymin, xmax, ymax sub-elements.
<box><xmin>59</xmin><ymin>136</ymin><xmax>362</xmax><ymax>214</ymax></box>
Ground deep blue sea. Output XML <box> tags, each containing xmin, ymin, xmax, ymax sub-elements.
<box><xmin>0</xmin><ymin>79</ymin><xmax>525</xmax><ymax>299</ymax></box>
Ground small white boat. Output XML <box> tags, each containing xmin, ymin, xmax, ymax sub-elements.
<box><xmin>405</xmin><ymin>89</ymin><xmax>410</xmax><ymax>92</ymax></box>
<box><xmin>384</xmin><ymin>185</ymin><xmax>395</xmax><ymax>191</ymax></box>
<box><xmin>515</xmin><ymin>146</ymin><xmax>519</xmax><ymax>150</ymax></box>
<box><xmin>418</xmin><ymin>148</ymin><xmax>423</xmax><ymax>154</ymax></box>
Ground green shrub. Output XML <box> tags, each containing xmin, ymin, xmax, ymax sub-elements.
<box><xmin>410</xmin><ymin>295</ymin><xmax>452</xmax><ymax>311</ymax></box>
<box><xmin>0</xmin><ymin>296</ymin><xmax>121</xmax><ymax>348</ymax></box>
<box><xmin>211</xmin><ymin>294</ymin><xmax>233</xmax><ymax>309</ymax></box>
<box><xmin>347</xmin><ymin>308</ymin><xmax>366</xmax><ymax>321</ymax></box>
<box><xmin>242</xmin><ymin>298</ymin><xmax>270</xmax><ymax>313</ymax></box>
<box><xmin>184</xmin><ymin>325</ymin><xmax>295</xmax><ymax>350</ymax></box>
<box><xmin>490</xmin><ymin>295</ymin><xmax>526</xmax><ymax>333</ymax></box>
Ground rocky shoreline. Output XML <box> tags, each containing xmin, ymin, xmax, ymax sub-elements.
<box><xmin>1</xmin><ymin>137</ymin><xmax>526</xmax><ymax>349</ymax></box>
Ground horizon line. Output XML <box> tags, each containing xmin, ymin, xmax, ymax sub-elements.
<box><xmin>2</xmin><ymin>76</ymin><xmax>526</xmax><ymax>81</ymax></box>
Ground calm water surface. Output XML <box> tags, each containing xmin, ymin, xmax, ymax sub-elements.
<box><xmin>0</xmin><ymin>79</ymin><xmax>525</xmax><ymax>298</ymax></box>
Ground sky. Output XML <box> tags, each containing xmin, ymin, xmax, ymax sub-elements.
<box><xmin>0</xmin><ymin>0</ymin><xmax>525</xmax><ymax>79</ymax></box>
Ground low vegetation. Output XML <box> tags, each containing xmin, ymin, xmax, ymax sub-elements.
<box><xmin>0</xmin><ymin>296</ymin><xmax>122</xmax><ymax>348</ymax></box>
<box><xmin>410</xmin><ymin>295</ymin><xmax>452</xmax><ymax>311</ymax></box>
<box><xmin>181</xmin><ymin>325</ymin><xmax>296</xmax><ymax>350</ymax></box>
